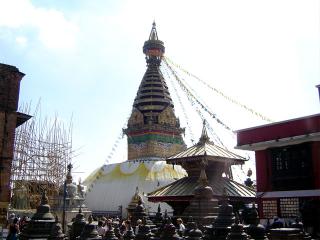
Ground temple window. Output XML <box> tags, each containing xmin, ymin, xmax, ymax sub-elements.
<box><xmin>269</xmin><ymin>143</ymin><xmax>313</xmax><ymax>191</ymax></box>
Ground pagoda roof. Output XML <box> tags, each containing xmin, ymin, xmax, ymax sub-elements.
<box><xmin>148</xmin><ymin>176</ymin><xmax>255</xmax><ymax>202</ymax></box>
<box><xmin>167</xmin><ymin>122</ymin><xmax>246</xmax><ymax>164</ymax></box>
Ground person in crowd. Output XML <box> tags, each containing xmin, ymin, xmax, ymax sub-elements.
<box><xmin>176</xmin><ymin>218</ymin><xmax>185</xmax><ymax>236</ymax></box>
<box><xmin>271</xmin><ymin>216</ymin><xmax>284</xmax><ymax>228</ymax></box>
<box><xmin>18</xmin><ymin>216</ymin><xmax>28</xmax><ymax>231</ymax></box>
<box><xmin>6</xmin><ymin>217</ymin><xmax>19</xmax><ymax>240</ymax></box>
<box><xmin>7</xmin><ymin>213</ymin><xmax>15</xmax><ymax>227</ymax></box>
<box><xmin>123</xmin><ymin>219</ymin><xmax>131</xmax><ymax>234</ymax></box>
<box><xmin>120</xmin><ymin>220</ymin><xmax>127</xmax><ymax>234</ymax></box>
<box><xmin>135</xmin><ymin>219</ymin><xmax>142</xmax><ymax>235</ymax></box>
<box><xmin>97</xmin><ymin>220</ymin><xmax>106</xmax><ymax>236</ymax></box>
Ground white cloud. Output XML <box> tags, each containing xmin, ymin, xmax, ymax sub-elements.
<box><xmin>0</xmin><ymin>0</ymin><xmax>78</xmax><ymax>49</ymax></box>
<box><xmin>15</xmin><ymin>36</ymin><xmax>28</xmax><ymax>47</ymax></box>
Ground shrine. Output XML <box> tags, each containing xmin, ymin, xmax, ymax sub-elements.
<box><xmin>148</xmin><ymin>122</ymin><xmax>255</xmax><ymax>216</ymax></box>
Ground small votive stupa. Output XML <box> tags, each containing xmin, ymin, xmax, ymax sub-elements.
<box><xmin>19</xmin><ymin>191</ymin><xmax>56</xmax><ymax>239</ymax></box>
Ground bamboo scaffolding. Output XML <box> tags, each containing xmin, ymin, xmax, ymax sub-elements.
<box><xmin>11</xmin><ymin>102</ymin><xmax>73</xmax><ymax>206</ymax></box>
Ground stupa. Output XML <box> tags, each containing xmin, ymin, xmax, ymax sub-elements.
<box><xmin>53</xmin><ymin>163</ymin><xmax>91</xmax><ymax>231</ymax></box>
<box><xmin>19</xmin><ymin>191</ymin><xmax>56</xmax><ymax>239</ymax></box>
<box><xmin>69</xmin><ymin>207</ymin><xmax>87</xmax><ymax>240</ymax></box>
<box><xmin>84</xmin><ymin>22</ymin><xmax>187</xmax><ymax>217</ymax></box>
<box><xmin>211</xmin><ymin>192</ymin><xmax>235</xmax><ymax>240</ymax></box>
<box><xmin>127</xmin><ymin>187</ymin><xmax>144</xmax><ymax>218</ymax></box>
<box><xmin>182</xmin><ymin>164</ymin><xmax>219</xmax><ymax>224</ymax></box>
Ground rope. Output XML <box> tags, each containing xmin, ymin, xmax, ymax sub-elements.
<box><xmin>163</xmin><ymin>58</ymin><xmax>234</xmax><ymax>133</ymax></box>
<box><xmin>165</xmin><ymin>56</ymin><xmax>274</xmax><ymax>123</ymax></box>
<box><xmin>86</xmin><ymin>115</ymin><xmax>129</xmax><ymax>194</ymax></box>
<box><xmin>162</xmin><ymin>62</ymin><xmax>227</xmax><ymax>148</ymax></box>
<box><xmin>104</xmin><ymin>116</ymin><xmax>130</xmax><ymax>164</ymax></box>
<box><xmin>160</xmin><ymin>67</ymin><xmax>196</xmax><ymax>144</ymax></box>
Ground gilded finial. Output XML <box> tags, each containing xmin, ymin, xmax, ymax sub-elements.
<box><xmin>198</xmin><ymin>120</ymin><xmax>210</xmax><ymax>145</ymax></box>
<box><xmin>66</xmin><ymin>163</ymin><xmax>73</xmax><ymax>184</ymax></box>
<box><xmin>149</xmin><ymin>21</ymin><xmax>158</xmax><ymax>40</ymax></box>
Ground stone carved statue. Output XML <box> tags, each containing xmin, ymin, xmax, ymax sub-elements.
<box><xmin>12</xmin><ymin>185</ymin><xmax>30</xmax><ymax>209</ymax></box>
<box><xmin>77</xmin><ymin>179</ymin><xmax>85</xmax><ymax>198</ymax></box>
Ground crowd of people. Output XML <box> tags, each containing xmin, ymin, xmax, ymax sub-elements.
<box><xmin>87</xmin><ymin>215</ymin><xmax>187</xmax><ymax>238</ymax></box>
<box><xmin>5</xmin><ymin>213</ymin><xmax>31</xmax><ymax>240</ymax></box>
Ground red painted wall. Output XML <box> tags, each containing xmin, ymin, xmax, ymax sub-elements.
<box><xmin>255</xmin><ymin>150</ymin><xmax>272</xmax><ymax>192</ymax></box>
<box><xmin>237</xmin><ymin>114</ymin><xmax>320</xmax><ymax>146</ymax></box>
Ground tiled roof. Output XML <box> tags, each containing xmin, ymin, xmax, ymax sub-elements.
<box><xmin>167</xmin><ymin>122</ymin><xmax>246</xmax><ymax>164</ymax></box>
<box><xmin>148</xmin><ymin>176</ymin><xmax>255</xmax><ymax>201</ymax></box>
<box><xmin>167</xmin><ymin>141</ymin><xmax>246</xmax><ymax>163</ymax></box>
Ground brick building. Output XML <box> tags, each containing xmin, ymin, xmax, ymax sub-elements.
<box><xmin>0</xmin><ymin>63</ymin><xmax>30</xmax><ymax>226</ymax></box>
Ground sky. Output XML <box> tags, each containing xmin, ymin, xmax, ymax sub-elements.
<box><xmin>0</xmin><ymin>0</ymin><xmax>319</xmax><ymax>182</ymax></box>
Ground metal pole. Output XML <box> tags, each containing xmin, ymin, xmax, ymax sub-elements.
<box><xmin>62</xmin><ymin>180</ymin><xmax>66</xmax><ymax>233</ymax></box>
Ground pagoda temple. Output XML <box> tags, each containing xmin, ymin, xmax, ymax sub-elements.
<box><xmin>148</xmin><ymin>122</ymin><xmax>255</xmax><ymax>216</ymax></box>
<box><xmin>84</xmin><ymin>23</ymin><xmax>187</xmax><ymax>216</ymax></box>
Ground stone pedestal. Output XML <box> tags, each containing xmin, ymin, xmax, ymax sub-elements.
<box><xmin>135</xmin><ymin>225</ymin><xmax>155</xmax><ymax>240</ymax></box>
<box><xmin>268</xmin><ymin>228</ymin><xmax>305</xmax><ymax>240</ymax></box>
<box><xmin>186</xmin><ymin>225</ymin><xmax>203</xmax><ymax>240</ymax></box>
<box><xmin>159</xmin><ymin>223</ymin><xmax>182</xmax><ymax>240</ymax></box>
<box><xmin>211</xmin><ymin>196</ymin><xmax>235</xmax><ymax>240</ymax></box>
<box><xmin>226</xmin><ymin>220</ymin><xmax>252</xmax><ymax>240</ymax></box>
<box><xmin>48</xmin><ymin>218</ymin><xmax>67</xmax><ymax>240</ymax></box>
<box><xmin>78</xmin><ymin>222</ymin><xmax>102</xmax><ymax>240</ymax></box>
<box><xmin>243</xmin><ymin>204</ymin><xmax>268</xmax><ymax>240</ymax></box>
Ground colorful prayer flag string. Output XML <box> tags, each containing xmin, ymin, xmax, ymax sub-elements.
<box><xmin>160</xmin><ymin>67</ymin><xmax>196</xmax><ymax>145</ymax></box>
<box><xmin>165</xmin><ymin>56</ymin><xmax>273</xmax><ymax>123</ymax></box>
<box><xmin>163</xmin><ymin>58</ymin><xmax>234</xmax><ymax>133</ymax></box>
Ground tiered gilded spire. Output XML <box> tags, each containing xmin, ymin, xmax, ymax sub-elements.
<box><xmin>124</xmin><ymin>22</ymin><xmax>185</xmax><ymax>160</ymax></box>
<box><xmin>134</xmin><ymin>22</ymin><xmax>173</xmax><ymax>120</ymax></box>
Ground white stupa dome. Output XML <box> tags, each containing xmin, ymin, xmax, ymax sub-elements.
<box><xmin>84</xmin><ymin>159</ymin><xmax>187</xmax><ymax>217</ymax></box>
